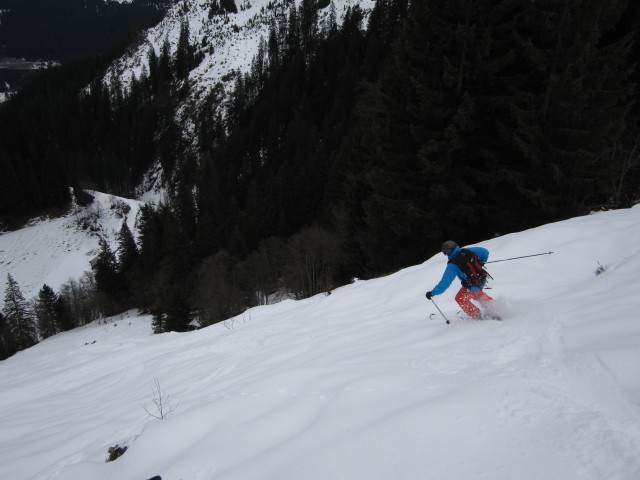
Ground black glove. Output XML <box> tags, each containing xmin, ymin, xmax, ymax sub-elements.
<box><xmin>461</xmin><ymin>280</ymin><xmax>470</xmax><ymax>289</ymax></box>
<box><xmin>426</xmin><ymin>291</ymin><xmax>433</xmax><ymax>300</ymax></box>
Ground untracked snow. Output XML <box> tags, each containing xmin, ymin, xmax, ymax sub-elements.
<box><xmin>1</xmin><ymin>206</ymin><xmax>640</xmax><ymax>479</ymax></box>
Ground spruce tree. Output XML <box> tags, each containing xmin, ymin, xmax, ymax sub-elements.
<box><xmin>137</xmin><ymin>204</ymin><xmax>164</xmax><ymax>274</ymax></box>
<box><xmin>116</xmin><ymin>222</ymin><xmax>138</xmax><ymax>274</ymax></box>
<box><xmin>94</xmin><ymin>238</ymin><xmax>118</xmax><ymax>289</ymax></box>
<box><xmin>92</xmin><ymin>237</ymin><xmax>121</xmax><ymax>314</ymax></box>
<box><xmin>3</xmin><ymin>274</ymin><xmax>38</xmax><ymax>351</ymax></box>
<box><xmin>152</xmin><ymin>210</ymin><xmax>194</xmax><ymax>332</ymax></box>
<box><xmin>151</xmin><ymin>311</ymin><xmax>166</xmax><ymax>334</ymax></box>
<box><xmin>134</xmin><ymin>204</ymin><xmax>165</xmax><ymax>312</ymax></box>
<box><xmin>174</xmin><ymin>20</ymin><xmax>193</xmax><ymax>80</ymax></box>
<box><xmin>220</xmin><ymin>0</ymin><xmax>238</xmax><ymax>14</ymax></box>
<box><xmin>0</xmin><ymin>312</ymin><xmax>16</xmax><ymax>360</ymax></box>
<box><xmin>53</xmin><ymin>295</ymin><xmax>75</xmax><ymax>332</ymax></box>
<box><xmin>116</xmin><ymin>222</ymin><xmax>138</xmax><ymax>308</ymax></box>
<box><xmin>35</xmin><ymin>284</ymin><xmax>60</xmax><ymax>340</ymax></box>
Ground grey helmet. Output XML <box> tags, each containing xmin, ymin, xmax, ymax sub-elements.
<box><xmin>441</xmin><ymin>240</ymin><xmax>458</xmax><ymax>256</ymax></box>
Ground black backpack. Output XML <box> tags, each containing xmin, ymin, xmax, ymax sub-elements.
<box><xmin>448</xmin><ymin>248</ymin><xmax>490</xmax><ymax>288</ymax></box>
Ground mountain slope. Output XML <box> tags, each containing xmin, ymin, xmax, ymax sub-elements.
<box><xmin>1</xmin><ymin>206</ymin><xmax>639</xmax><ymax>480</ymax></box>
<box><xmin>0</xmin><ymin>191</ymin><xmax>143</xmax><ymax>302</ymax></box>
<box><xmin>105</xmin><ymin>0</ymin><xmax>376</xmax><ymax>125</ymax></box>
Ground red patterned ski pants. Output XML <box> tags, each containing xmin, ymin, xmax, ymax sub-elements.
<box><xmin>455</xmin><ymin>287</ymin><xmax>493</xmax><ymax>318</ymax></box>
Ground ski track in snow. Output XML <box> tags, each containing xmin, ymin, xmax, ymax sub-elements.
<box><xmin>1</xmin><ymin>206</ymin><xmax>640</xmax><ymax>479</ymax></box>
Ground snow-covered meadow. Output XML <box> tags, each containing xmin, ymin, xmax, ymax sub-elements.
<box><xmin>1</xmin><ymin>205</ymin><xmax>640</xmax><ymax>479</ymax></box>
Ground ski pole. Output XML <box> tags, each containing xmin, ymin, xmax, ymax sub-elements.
<box><xmin>485</xmin><ymin>251</ymin><xmax>553</xmax><ymax>264</ymax></box>
<box><xmin>430</xmin><ymin>298</ymin><xmax>451</xmax><ymax>325</ymax></box>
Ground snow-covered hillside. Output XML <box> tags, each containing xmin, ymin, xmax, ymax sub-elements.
<box><xmin>0</xmin><ymin>191</ymin><xmax>143</xmax><ymax>305</ymax></box>
<box><xmin>1</xmin><ymin>206</ymin><xmax>640</xmax><ymax>480</ymax></box>
<box><xmin>106</xmin><ymin>0</ymin><xmax>375</xmax><ymax>115</ymax></box>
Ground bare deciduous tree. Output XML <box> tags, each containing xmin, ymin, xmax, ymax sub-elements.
<box><xmin>284</xmin><ymin>226</ymin><xmax>342</xmax><ymax>299</ymax></box>
<box><xmin>605</xmin><ymin>133</ymin><xmax>640</xmax><ymax>208</ymax></box>
<box><xmin>141</xmin><ymin>377</ymin><xmax>179</xmax><ymax>420</ymax></box>
<box><xmin>194</xmin><ymin>251</ymin><xmax>244</xmax><ymax>327</ymax></box>
<box><xmin>58</xmin><ymin>272</ymin><xmax>102</xmax><ymax>327</ymax></box>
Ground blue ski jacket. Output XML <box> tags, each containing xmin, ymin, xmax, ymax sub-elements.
<box><xmin>431</xmin><ymin>246</ymin><xmax>489</xmax><ymax>296</ymax></box>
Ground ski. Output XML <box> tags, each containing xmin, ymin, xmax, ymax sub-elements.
<box><xmin>429</xmin><ymin>311</ymin><xmax>502</xmax><ymax>322</ymax></box>
<box><xmin>429</xmin><ymin>311</ymin><xmax>465</xmax><ymax>322</ymax></box>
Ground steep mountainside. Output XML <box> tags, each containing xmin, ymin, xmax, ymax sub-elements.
<box><xmin>105</xmin><ymin>0</ymin><xmax>375</xmax><ymax>135</ymax></box>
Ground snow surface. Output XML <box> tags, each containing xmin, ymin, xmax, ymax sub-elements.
<box><xmin>1</xmin><ymin>206</ymin><xmax>640</xmax><ymax>480</ymax></box>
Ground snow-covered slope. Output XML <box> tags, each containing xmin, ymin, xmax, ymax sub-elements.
<box><xmin>0</xmin><ymin>191</ymin><xmax>143</xmax><ymax>304</ymax></box>
<box><xmin>109</xmin><ymin>0</ymin><xmax>375</xmax><ymax>86</ymax></box>
<box><xmin>106</xmin><ymin>0</ymin><xmax>375</xmax><ymax>118</ymax></box>
<box><xmin>1</xmin><ymin>206</ymin><xmax>640</xmax><ymax>480</ymax></box>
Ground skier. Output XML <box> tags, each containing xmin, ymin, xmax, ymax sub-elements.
<box><xmin>425</xmin><ymin>241</ymin><xmax>497</xmax><ymax>320</ymax></box>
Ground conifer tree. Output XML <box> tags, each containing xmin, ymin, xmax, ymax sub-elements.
<box><xmin>92</xmin><ymin>238</ymin><xmax>121</xmax><ymax>313</ymax></box>
<box><xmin>193</xmin><ymin>153</ymin><xmax>226</xmax><ymax>258</ymax></box>
<box><xmin>285</xmin><ymin>5</ymin><xmax>301</xmax><ymax>56</ymax></box>
<box><xmin>134</xmin><ymin>204</ymin><xmax>166</xmax><ymax>313</ymax></box>
<box><xmin>148</xmin><ymin>46</ymin><xmax>159</xmax><ymax>91</ymax></box>
<box><xmin>299</xmin><ymin>0</ymin><xmax>319</xmax><ymax>54</ymax></box>
<box><xmin>3</xmin><ymin>274</ymin><xmax>38</xmax><ymax>351</ymax></box>
<box><xmin>0</xmin><ymin>312</ymin><xmax>16</xmax><ymax>360</ymax></box>
<box><xmin>175</xmin><ymin>20</ymin><xmax>193</xmax><ymax>80</ymax></box>
<box><xmin>53</xmin><ymin>295</ymin><xmax>74</xmax><ymax>332</ymax></box>
<box><xmin>151</xmin><ymin>311</ymin><xmax>166</xmax><ymax>334</ymax></box>
<box><xmin>152</xmin><ymin>210</ymin><xmax>194</xmax><ymax>332</ymax></box>
<box><xmin>116</xmin><ymin>222</ymin><xmax>138</xmax><ymax>274</ymax></box>
<box><xmin>34</xmin><ymin>284</ymin><xmax>60</xmax><ymax>340</ymax></box>
<box><xmin>220</xmin><ymin>0</ymin><xmax>238</xmax><ymax>14</ymax></box>
<box><xmin>94</xmin><ymin>238</ymin><xmax>118</xmax><ymax>289</ymax></box>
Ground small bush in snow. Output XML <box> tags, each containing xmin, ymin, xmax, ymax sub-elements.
<box><xmin>106</xmin><ymin>444</ymin><xmax>127</xmax><ymax>462</ymax></box>
<box><xmin>141</xmin><ymin>377</ymin><xmax>179</xmax><ymax>420</ymax></box>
